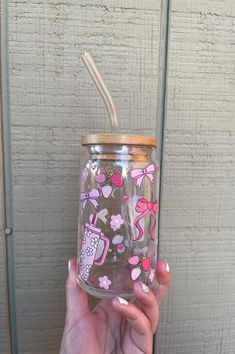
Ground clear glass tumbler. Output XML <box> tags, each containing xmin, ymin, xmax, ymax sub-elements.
<box><xmin>77</xmin><ymin>134</ymin><xmax>160</xmax><ymax>299</ymax></box>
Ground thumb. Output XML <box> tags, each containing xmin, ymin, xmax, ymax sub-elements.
<box><xmin>65</xmin><ymin>258</ymin><xmax>90</xmax><ymax>325</ymax></box>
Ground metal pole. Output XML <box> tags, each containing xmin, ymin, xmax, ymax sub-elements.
<box><xmin>155</xmin><ymin>0</ymin><xmax>170</xmax><ymax>352</ymax></box>
<box><xmin>1</xmin><ymin>0</ymin><xmax>18</xmax><ymax>352</ymax></box>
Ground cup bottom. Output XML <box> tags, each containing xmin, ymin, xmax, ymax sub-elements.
<box><xmin>77</xmin><ymin>275</ymin><xmax>157</xmax><ymax>300</ymax></box>
<box><xmin>77</xmin><ymin>278</ymin><xmax>135</xmax><ymax>299</ymax></box>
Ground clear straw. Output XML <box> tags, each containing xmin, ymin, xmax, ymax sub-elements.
<box><xmin>81</xmin><ymin>51</ymin><xmax>119</xmax><ymax>131</ymax></box>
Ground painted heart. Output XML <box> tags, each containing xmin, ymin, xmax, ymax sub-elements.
<box><xmin>123</xmin><ymin>195</ymin><xmax>129</xmax><ymax>202</ymax></box>
<box><xmin>89</xmin><ymin>278</ymin><xmax>96</xmax><ymax>285</ymax></box>
<box><xmin>91</xmin><ymin>164</ymin><xmax>96</xmax><ymax>170</ymax></box>
<box><xmin>141</xmin><ymin>257</ymin><xmax>151</xmax><ymax>272</ymax></box>
<box><xmin>131</xmin><ymin>268</ymin><xmax>141</xmax><ymax>280</ymax></box>
<box><xmin>128</xmin><ymin>256</ymin><xmax>139</xmax><ymax>265</ymax></box>
<box><xmin>96</xmin><ymin>173</ymin><xmax>106</xmax><ymax>183</ymax></box>
<box><xmin>110</xmin><ymin>172</ymin><xmax>124</xmax><ymax>187</ymax></box>
<box><xmin>102</xmin><ymin>185</ymin><xmax>112</xmax><ymax>198</ymax></box>
<box><xmin>117</xmin><ymin>244</ymin><xmax>125</xmax><ymax>253</ymax></box>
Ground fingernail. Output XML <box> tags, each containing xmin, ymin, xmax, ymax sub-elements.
<box><xmin>68</xmin><ymin>260</ymin><xmax>71</xmax><ymax>273</ymax></box>
<box><xmin>116</xmin><ymin>297</ymin><xmax>128</xmax><ymax>305</ymax></box>
<box><xmin>164</xmin><ymin>260</ymin><xmax>170</xmax><ymax>272</ymax></box>
<box><xmin>139</xmin><ymin>281</ymin><xmax>150</xmax><ymax>293</ymax></box>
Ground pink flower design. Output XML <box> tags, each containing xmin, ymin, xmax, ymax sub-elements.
<box><xmin>99</xmin><ymin>275</ymin><xmax>112</xmax><ymax>290</ymax></box>
<box><xmin>110</xmin><ymin>214</ymin><xmax>124</xmax><ymax>231</ymax></box>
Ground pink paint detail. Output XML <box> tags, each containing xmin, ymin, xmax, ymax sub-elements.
<box><xmin>91</xmin><ymin>211</ymin><xmax>97</xmax><ymax>225</ymax></box>
<box><xmin>89</xmin><ymin>278</ymin><xmax>96</xmax><ymax>285</ymax></box>
<box><xmin>110</xmin><ymin>172</ymin><xmax>123</xmax><ymax>187</ymax></box>
<box><xmin>94</xmin><ymin>234</ymin><xmax>110</xmax><ymax>266</ymax></box>
<box><xmin>79</xmin><ymin>223</ymin><xmax>109</xmax><ymax>281</ymax></box>
<box><xmin>96</xmin><ymin>173</ymin><xmax>106</xmax><ymax>183</ymax></box>
<box><xmin>99</xmin><ymin>275</ymin><xmax>112</xmax><ymax>289</ymax></box>
<box><xmin>110</xmin><ymin>214</ymin><xmax>124</xmax><ymax>231</ymax></box>
<box><xmin>90</xmin><ymin>209</ymin><xmax>108</xmax><ymax>224</ymax></box>
<box><xmin>117</xmin><ymin>244</ymin><xmax>124</xmax><ymax>251</ymax></box>
<box><xmin>128</xmin><ymin>256</ymin><xmax>139</xmax><ymax>265</ymax></box>
<box><xmin>130</xmin><ymin>164</ymin><xmax>157</xmax><ymax>188</ymax></box>
<box><xmin>123</xmin><ymin>195</ymin><xmax>129</xmax><ymax>202</ymax></box>
<box><xmin>134</xmin><ymin>198</ymin><xmax>158</xmax><ymax>241</ymax></box>
<box><xmin>80</xmin><ymin>189</ymin><xmax>99</xmax><ymax>209</ymax></box>
<box><xmin>131</xmin><ymin>268</ymin><xmax>141</xmax><ymax>280</ymax></box>
<box><xmin>101</xmin><ymin>185</ymin><xmax>112</xmax><ymax>198</ymax></box>
<box><xmin>141</xmin><ymin>257</ymin><xmax>151</xmax><ymax>272</ymax></box>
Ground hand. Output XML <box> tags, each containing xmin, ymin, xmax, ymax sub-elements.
<box><xmin>60</xmin><ymin>259</ymin><xmax>171</xmax><ymax>354</ymax></box>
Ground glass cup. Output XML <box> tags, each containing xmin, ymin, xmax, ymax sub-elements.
<box><xmin>77</xmin><ymin>134</ymin><xmax>160</xmax><ymax>299</ymax></box>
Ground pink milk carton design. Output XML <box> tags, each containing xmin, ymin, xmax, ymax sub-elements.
<box><xmin>79</xmin><ymin>223</ymin><xmax>110</xmax><ymax>281</ymax></box>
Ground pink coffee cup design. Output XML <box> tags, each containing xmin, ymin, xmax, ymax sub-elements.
<box><xmin>79</xmin><ymin>223</ymin><xmax>110</xmax><ymax>281</ymax></box>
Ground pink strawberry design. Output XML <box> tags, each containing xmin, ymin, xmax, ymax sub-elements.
<box><xmin>110</xmin><ymin>172</ymin><xmax>123</xmax><ymax>187</ymax></box>
<box><xmin>128</xmin><ymin>256</ymin><xmax>139</xmax><ymax>265</ymax></box>
<box><xmin>141</xmin><ymin>257</ymin><xmax>151</xmax><ymax>272</ymax></box>
<box><xmin>131</xmin><ymin>268</ymin><xmax>141</xmax><ymax>280</ymax></box>
<box><xmin>128</xmin><ymin>255</ymin><xmax>151</xmax><ymax>281</ymax></box>
<box><xmin>102</xmin><ymin>185</ymin><xmax>112</xmax><ymax>198</ymax></box>
<box><xmin>96</xmin><ymin>173</ymin><xmax>106</xmax><ymax>183</ymax></box>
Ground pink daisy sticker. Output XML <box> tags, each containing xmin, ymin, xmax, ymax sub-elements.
<box><xmin>99</xmin><ymin>275</ymin><xmax>112</xmax><ymax>290</ymax></box>
<box><xmin>110</xmin><ymin>214</ymin><xmax>124</xmax><ymax>231</ymax></box>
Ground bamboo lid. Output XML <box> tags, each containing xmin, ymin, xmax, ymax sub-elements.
<box><xmin>81</xmin><ymin>134</ymin><xmax>157</xmax><ymax>147</ymax></box>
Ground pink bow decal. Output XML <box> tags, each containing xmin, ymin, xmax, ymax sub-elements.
<box><xmin>134</xmin><ymin>198</ymin><xmax>158</xmax><ymax>241</ymax></box>
<box><xmin>80</xmin><ymin>189</ymin><xmax>99</xmax><ymax>209</ymax></box>
<box><xmin>130</xmin><ymin>164</ymin><xmax>156</xmax><ymax>188</ymax></box>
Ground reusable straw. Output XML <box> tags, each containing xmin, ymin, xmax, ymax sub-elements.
<box><xmin>81</xmin><ymin>51</ymin><xmax>119</xmax><ymax>131</ymax></box>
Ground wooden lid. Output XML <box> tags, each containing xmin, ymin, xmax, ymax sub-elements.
<box><xmin>81</xmin><ymin>134</ymin><xmax>156</xmax><ymax>147</ymax></box>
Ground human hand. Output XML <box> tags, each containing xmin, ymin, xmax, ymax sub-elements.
<box><xmin>60</xmin><ymin>258</ymin><xmax>171</xmax><ymax>354</ymax></box>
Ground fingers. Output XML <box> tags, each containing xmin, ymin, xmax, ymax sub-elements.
<box><xmin>130</xmin><ymin>259</ymin><xmax>171</xmax><ymax>333</ymax></box>
<box><xmin>133</xmin><ymin>282</ymin><xmax>159</xmax><ymax>333</ymax></box>
<box><xmin>153</xmin><ymin>259</ymin><xmax>171</xmax><ymax>304</ymax></box>
<box><xmin>66</xmin><ymin>258</ymin><xmax>90</xmax><ymax>326</ymax></box>
<box><xmin>111</xmin><ymin>259</ymin><xmax>171</xmax><ymax>338</ymax></box>
<box><xmin>112</xmin><ymin>297</ymin><xmax>153</xmax><ymax>352</ymax></box>
<box><xmin>112</xmin><ymin>297</ymin><xmax>151</xmax><ymax>335</ymax></box>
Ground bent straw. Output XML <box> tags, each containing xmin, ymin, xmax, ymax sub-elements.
<box><xmin>81</xmin><ymin>51</ymin><xmax>118</xmax><ymax>130</ymax></box>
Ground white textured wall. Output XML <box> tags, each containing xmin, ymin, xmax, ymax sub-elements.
<box><xmin>157</xmin><ymin>1</ymin><xmax>235</xmax><ymax>353</ymax></box>
<box><xmin>7</xmin><ymin>1</ymin><xmax>161</xmax><ymax>353</ymax></box>
<box><xmin>1</xmin><ymin>0</ymin><xmax>235</xmax><ymax>353</ymax></box>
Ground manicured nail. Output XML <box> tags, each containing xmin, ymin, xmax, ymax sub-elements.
<box><xmin>139</xmin><ymin>281</ymin><xmax>150</xmax><ymax>293</ymax></box>
<box><xmin>116</xmin><ymin>297</ymin><xmax>128</xmax><ymax>305</ymax></box>
<box><xmin>68</xmin><ymin>260</ymin><xmax>71</xmax><ymax>272</ymax></box>
<box><xmin>165</xmin><ymin>260</ymin><xmax>170</xmax><ymax>272</ymax></box>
